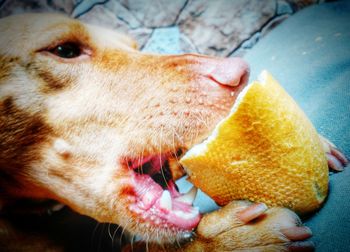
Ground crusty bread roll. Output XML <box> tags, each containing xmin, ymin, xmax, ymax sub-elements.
<box><xmin>180</xmin><ymin>70</ymin><xmax>328</xmax><ymax>214</ymax></box>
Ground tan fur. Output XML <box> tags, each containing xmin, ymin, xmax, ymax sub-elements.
<box><xmin>0</xmin><ymin>13</ymin><xmax>314</xmax><ymax>251</ymax></box>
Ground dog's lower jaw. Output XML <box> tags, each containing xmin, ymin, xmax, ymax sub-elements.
<box><xmin>122</xmin><ymin>211</ymin><xmax>195</xmax><ymax>244</ymax></box>
<box><xmin>116</xmin><ymin>168</ymin><xmax>201</xmax><ymax>244</ymax></box>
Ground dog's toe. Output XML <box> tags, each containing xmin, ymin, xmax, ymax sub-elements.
<box><xmin>190</xmin><ymin>201</ymin><xmax>313</xmax><ymax>252</ymax></box>
<box><xmin>320</xmin><ymin>135</ymin><xmax>348</xmax><ymax>172</ymax></box>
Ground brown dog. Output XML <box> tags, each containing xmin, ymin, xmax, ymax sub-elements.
<box><xmin>0</xmin><ymin>13</ymin><xmax>347</xmax><ymax>251</ymax></box>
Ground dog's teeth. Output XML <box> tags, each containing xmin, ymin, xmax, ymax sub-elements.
<box><xmin>173</xmin><ymin>207</ymin><xmax>199</xmax><ymax>220</ymax></box>
<box><xmin>176</xmin><ymin>186</ymin><xmax>197</xmax><ymax>205</ymax></box>
<box><xmin>159</xmin><ymin>190</ymin><xmax>172</xmax><ymax>211</ymax></box>
<box><xmin>182</xmin><ymin>232</ymin><xmax>192</xmax><ymax>239</ymax></box>
<box><xmin>51</xmin><ymin>203</ymin><xmax>65</xmax><ymax>212</ymax></box>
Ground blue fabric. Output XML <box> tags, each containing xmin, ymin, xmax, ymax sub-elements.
<box><xmin>142</xmin><ymin>27</ymin><xmax>183</xmax><ymax>54</ymax></box>
<box><xmin>244</xmin><ymin>1</ymin><xmax>350</xmax><ymax>251</ymax></box>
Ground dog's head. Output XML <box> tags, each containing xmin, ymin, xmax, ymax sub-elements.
<box><xmin>0</xmin><ymin>13</ymin><xmax>249</xmax><ymax>242</ymax></box>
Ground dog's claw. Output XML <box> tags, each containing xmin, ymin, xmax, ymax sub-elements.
<box><xmin>288</xmin><ymin>241</ymin><xmax>315</xmax><ymax>252</ymax></box>
<box><xmin>320</xmin><ymin>135</ymin><xmax>348</xmax><ymax>172</ymax></box>
<box><xmin>236</xmin><ymin>203</ymin><xmax>268</xmax><ymax>223</ymax></box>
<box><xmin>281</xmin><ymin>226</ymin><xmax>312</xmax><ymax>241</ymax></box>
<box><xmin>330</xmin><ymin>148</ymin><xmax>348</xmax><ymax>166</ymax></box>
<box><xmin>327</xmin><ymin>153</ymin><xmax>344</xmax><ymax>171</ymax></box>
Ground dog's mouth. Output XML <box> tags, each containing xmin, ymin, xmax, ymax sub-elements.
<box><xmin>124</xmin><ymin>149</ymin><xmax>200</xmax><ymax>232</ymax></box>
<box><xmin>120</xmin><ymin>59</ymin><xmax>250</xmax><ymax>235</ymax></box>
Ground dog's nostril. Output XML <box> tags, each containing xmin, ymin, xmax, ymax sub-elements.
<box><xmin>239</xmin><ymin>69</ymin><xmax>250</xmax><ymax>87</ymax></box>
<box><xmin>206</xmin><ymin>57</ymin><xmax>250</xmax><ymax>87</ymax></box>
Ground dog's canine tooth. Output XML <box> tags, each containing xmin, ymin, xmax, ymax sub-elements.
<box><xmin>51</xmin><ymin>203</ymin><xmax>65</xmax><ymax>212</ymax></box>
<box><xmin>176</xmin><ymin>186</ymin><xmax>197</xmax><ymax>205</ymax></box>
<box><xmin>159</xmin><ymin>190</ymin><xmax>172</xmax><ymax>211</ymax></box>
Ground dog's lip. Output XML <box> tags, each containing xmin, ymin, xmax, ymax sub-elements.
<box><xmin>124</xmin><ymin>153</ymin><xmax>201</xmax><ymax>231</ymax></box>
<box><xmin>126</xmin><ymin>153</ymin><xmax>171</xmax><ymax>176</ymax></box>
<box><xmin>129</xmin><ymin>173</ymin><xmax>201</xmax><ymax>231</ymax></box>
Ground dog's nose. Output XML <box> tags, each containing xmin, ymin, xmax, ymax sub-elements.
<box><xmin>206</xmin><ymin>57</ymin><xmax>250</xmax><ymax>87</ymax></box>
<box><xmin>178</xmin><ymin>54</ymin><xmax>250</xmax><ymax>88</ymax></box>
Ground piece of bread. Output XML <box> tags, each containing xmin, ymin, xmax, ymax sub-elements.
<box><xmin>180</xmin><ymin>70</ymin><xmax>328</xmax><ymax>214</ymax></box>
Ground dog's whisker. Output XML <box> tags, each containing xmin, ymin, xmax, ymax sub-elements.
<box><xmin>202</xmin><ymin>113</ymin><xmax>212</xmax><ymax>132</ymax></box>
<box><xmin>140</xmin><ymin>147</ymin><xmax>146</xmax><ymax>175</ymax></box>
<box><xmin>195</xmin><ymin>127</ymin><xmax>201</xmax><ymax>146</ymax></box>
<box><xmin>100</xmin><ymin>223</ymin><xmax>109</xmax><ymax>252</ymax></box>
<box><xmin>166</xmin><ymin>232</ymin><xmax>175</xmax><ymax>246</ymax></box>
<box><xmin>107</xmin><ymin>223</ymin><xmax>113</xmax><ymax>240</ymax></box>
<box><xmin>130</xmin><ymin>233</ymin><xmax>136</xmax><ymax>252</ymax></box>
<box><xmin>137</xmin><ymin>153</ymin><xmax>142</xmax><ymax>175</ymax></box>
<box><xmin>126</xmin><ymin>158</ymin><xmax>132</xmax><ymax>171</ymax></box>
<box><xmin>173</xmin><ymin>130</ymin><xmax>183</xmax><ymax>145</ymax></box>
<box><xmin>187</xmin><ymin>122</ymin><xmax>195</xmax><ymax>150</ymax></box>
<box><xmin>171</xmin><ymin>129</ymin><xmax>180</xmax><ymax>163</ymax></box>
<box><xmin>91</xmin><ymin>222</ymin><xmax>106</xmax><ymax>252</ymax></box>
<box><xmin>90</xmin><ymin>222</ymin><xmax>101</xmax><ymax>250</ymax></box>
<box><xmin>201</xmin><ymin>116</ymin><xmax>211</xmax><ymax>131</ymax></box>
<box><xmin>192</xmin><ymin>112</ymin><xmax>211</xmax><ymax>136</ymax></box>
<box><xmin>159</xmin><ymin>126</ymin><xmax>169</xmax><ymax>188</ymax></box>
<box><xmin>155</xmin><ymin>229</ymin><xmax>160</xmax><ymax>245</ymax></box>
<box><xmin>175</xmin><ymin>236</ymin><xmax>182</xmax><ymax>249</ymax></box>
<box><xmin>192</xmin><ymin>112</ymin><xmax>205</xmax><ymax>124</ymax></box>
<box><xmin>161</xmin><ymin>241</ymin><xmax>167</xmax><ymax>252</ymax></box>
<box><xmin>112</xmin><ymin>225</ymin><xmax>122</xmax><ymax>249</ymax></box>
<box><xmin>146</xmin><ymin>234</ymin><xmax>150</xmax><ymax>252</ymax></box>
<box><xmin>177</xmin><ymin>110</ymin><xmax>187</xmax><ymax>141</ymax></box>
<box><xmin>120</xmin><ymin>221</ymin><xmax>129</xmax><ymax>248</ymax></box>
<box><xmin>108</xmin><ymin>223</ymin><xmax>119</xmax><ymax>244</ymax></box>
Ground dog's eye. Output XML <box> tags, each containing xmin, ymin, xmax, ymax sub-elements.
<box><xmin>50</xmin><ymin>43</ymin><xmax>81</xmax><ymax>59</ymax></box>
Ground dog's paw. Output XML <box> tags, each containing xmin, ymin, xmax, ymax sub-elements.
<box><xmin>186</xmin><ymin>201</ymin><xmax>314</xmax><ymax>252</ymax></box>
<box><xmin>319</xmin><ymin>135</ymin><xmax>348</xmax><ymax>172</ymax></box>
